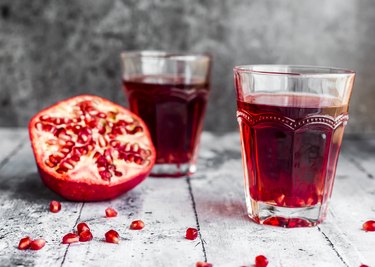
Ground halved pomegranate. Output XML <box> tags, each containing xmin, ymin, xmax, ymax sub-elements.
<box><xmin>29</xmin><ymin>95</ymin><xmax>155</xmax><ymax>201</ymax></box>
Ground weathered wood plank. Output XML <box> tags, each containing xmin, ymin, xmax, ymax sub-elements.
<box><xmin>61</xmin><ymin>178</ymin><xmax>202</xmax><ymax>267</ymax></box>
<box><xmin>317</xmin><ymin>140</ymin><xmax>375</xmax><ymax>267</ymax></box>
<box><xmin>342</xmin><ymin>137</ymin><xmax>375</xmax><ymax>178</ymax></box>
<box><xmin>0</xmin><ymin>129</ymin><xmax>201</xmax><ymax>266</ymax></box>
<box><xmin>0</xmin><ymin>135</ymin><xmax>83</xmax><ymax>266</ymax></box>
<box><xmin>1</xmin><ymin>129</ymin><xmax>374</xmax><ymax>267</ymax></box>
<box><xmin>190</xmin><ymin>133</ymin><xmax>364</xmax><ymax>267</ymax></box>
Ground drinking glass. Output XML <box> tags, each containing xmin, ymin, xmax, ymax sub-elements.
<box><xmin>121</xmin><ymin>51</ymin><xmax>211</xmax><ymax>177</ymax></box>
<box><xmin>234</xmin><ymin>65</ymin><xmax>355</xmax><ymax>227</ymax></box>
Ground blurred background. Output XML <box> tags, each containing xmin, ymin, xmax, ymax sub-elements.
<box><xmin>0</xmin><ymin>0</ymin><xmax>374</xmax><ymax>134</ymax></box>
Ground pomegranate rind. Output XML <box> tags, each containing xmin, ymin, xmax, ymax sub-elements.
<box><xmin>29</xmin><ymin>95</ymin><xmax>156</xmax><ymax>201</ymax></box>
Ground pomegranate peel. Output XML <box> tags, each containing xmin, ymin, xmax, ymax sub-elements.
<box><xmin>29</xmin><ymin>95</ymin><xmax>155</xmax><ymax>201</ymax></box>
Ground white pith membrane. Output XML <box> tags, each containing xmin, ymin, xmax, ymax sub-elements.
<box><xmin>31</xmin><ymin>96</ymin><xmax>153</xmax><ymax>185</ymax></box>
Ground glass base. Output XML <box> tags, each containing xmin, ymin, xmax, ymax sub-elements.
<box><xmin>247</xmin><ymin>197</ymin><xmax>327</xmax><ymax>228</ymax></box>
<box><xmin>150</xmin><ymin>163</ymin><xmax>197</xmax><ymax>178</ymax></box>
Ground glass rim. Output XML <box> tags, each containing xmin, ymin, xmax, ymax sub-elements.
<box><xmin>121</xmin><ymin>50</ymin><xmax>211</xmax><ymax>62</ymax></box>
<box><xmin>233</xmin><ymin>65</ymin><xmax>355</xmax><ymax>77</ymax></box>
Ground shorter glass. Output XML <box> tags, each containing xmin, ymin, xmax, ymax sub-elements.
<box><xmin>121</xmin><ymin>51</ymin><xmax>211</xmax><ymax>177</ymax></box>
<box><xmin>234</xmin><ymin>65</ymin><xmax>355</xmax><ymax>227</ymax></box>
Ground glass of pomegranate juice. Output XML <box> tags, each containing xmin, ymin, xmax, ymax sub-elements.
<box><xmin>121</xmin><ymin>51</ymin><xmax>211</xmax><ymax>177</ymax></box>
<box><xmin>234</xmin><ymin>65</ymin><xmax>355</xmax><ymax>227</ymax></box>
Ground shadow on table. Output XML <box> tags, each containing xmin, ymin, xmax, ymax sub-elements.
<box><xmin>0</xmin><ymin>171</ymin><xmax>63</xmax><ymax>203</ymax></box>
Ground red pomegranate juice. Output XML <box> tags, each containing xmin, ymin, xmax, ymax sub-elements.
<box><xmin>237</xmin><ymin>94</ymin><xmax>348</xmax><ymax>211</ymax></box>
<box><xmin>123</xmin><ymin>75</ymin><xmax>209</xmax><ymax>166</ymax></box>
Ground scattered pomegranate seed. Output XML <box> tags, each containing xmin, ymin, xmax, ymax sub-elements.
<box><xmin>49</xmin><ymin>200</ymin><xmax>61</xmax><ymax>213</ymax></box>
<box><xmin>255</xmin><ymin>255</ymin><xmax>268</xmax><ymax>267</ymax></box>
<box><xmin>62</xmin><ymin>233</ymin><xmax>79</xmax><ymax>244</ymax></box>
<box><xmin>105</xmin><ymin>230</ymin><xmax>120</xmax><ymax>244</ymax></box>
<box><xmin>105</xmin><ymin>207</ymin><xmax>118</xmax><ymax>218</ymax></box>
<box><xmin>77</xmin><ymin>222</ymin><xmax>90</xmax><ymax>234</ymax></box>
<box><xmin>185</xmin><ymin>228</ymin><xmax>198</xmax><ymax>240</ymax></box>
<box><xmin>359</xmin><ymin>264</ymin><xmax>369</xmax><ymax>267</ymax></box>
<box><xmin>130</xmin><ymin>220</ymin><xmax>144</xmax><ymax>230</ymax></box>
<box><xmin>196</xmin><ymin>262</ymin><xmax>213</xmax><ymax>267</ymax></box>
<box><xmin>30</xmin><ymin>239</ymin><xmax>46</xmax><ymax>250</ymax></box>
<box><xmin>18</xmin><ymin>236</ymin><xmax>31</xmax><ymax>250</ymax></box>
<box><xmin>362</xmin><ymin>220</ymin><xmax>375</xmax><ymax>231</ymax></box>
<box><xmin>79</xmin><ymin>230</ymin><xmax>93</xmax><ymax>242</ymax></box>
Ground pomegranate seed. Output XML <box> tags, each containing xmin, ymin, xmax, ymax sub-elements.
<box><xmin>255</xmin><ymin>255</ymin><xmax>268</xmax><ymax>267</ymax></box>
<box><xmin>30</xmin><ymin>239</ymin><xmax>46</xmax><ymax>250</ymax></box>
<box><xmin>196</xmin><ymin>262</ymin><xmax>213</xmax><ymax>267</ymax></box>
<box><xmin>61</xmin><ymin>161</ymin><xmax>74</xmax><ymax>170</ymax></box>
<box><xmin>71</xmin><ymin>155</ymin><xmax>80</xmax><ymax>162</ymax></box>
<box><xmin>130</xmin><ymin>220</ymin><xmax>144</xmax><ymax>230</ymax></box>
<box><xmin>132</xmin><ymin>143</ymin><xmax>139</xmax><ymax>152</ymax></box>
<box><xmin>45</xmin><ymin>159</ymin><xmax>57</xmax><ymax>168</ymax></box>
<box><xmin>134</xmin><ymin>156</ymin><xmax>144</xmax><ymax>165</ymax></box>
<box><xmin>99</xmin><ymin>170</ymin><xmax>112</xmax><ymax>181</ymax></box>
<box><xmin>98</xmin><ymin>135</ymin><xmax>107</xmax><ymax>147</ymax></box>
<box><xmin>65</xmin><ymin>140</ymin><xmax>75</xmax><ymax>147</ymax></box>
<box><xmin>105</xmin><ymin>230</ymin><xmax>120</xmax><ymax>244</ymax></box>
<box><xmin>77</xmin><ymin>222</ymin><xmax>90</xmax><ymax>234</ymax></box>
<box><xmin>105</xmin><ymin>208</ymin><xmax>118</xmax><ymax>218</ymax></box>
<box><xmin>359</xmin><ymin>265</ymin><xmax>369</xmax><ymax>267</ymax></box>
<box><xmin>185</xmin><ymin>228</ymin><xmax>198</xmax><ymax>240</ymax></box>
<box><xmin>79</xmin><ymin>230</ymin><xmax>93</xmax><ymax>242</ymax></box>
<box><xmin>61</xmin><ymin>146</ymin><xmax>72</xmax><ymax>155</ymax></box>
<box><xmin>18</xmin><ymin>236</ymin><xmax>31</xmax><ymax>250</ymax></box>
<box><xmin>49</xmin><ymin>200</ymin><xmax>61</xmax><ymax>213</ymax></box>
<box><xmin>40</xmin><ymin>115</ymin><xmax>50</xmax><ymax>121</ymax></box>
<box><xmin>49</xmin><ymin>155</ymin><xmax>61</xmax><ymax>165</ymax></box>
<box><xmin>114</xmin><ymin>171</ymin><xmax>122</xmax><ymax>177</ymax></box>
<box><xmin>97</xmin><ymin>112</ymin><xmax>107</xmax><ymax>118</ymax></box>
<box><xmin>56</xmin><ymin>167</ymin><xmax>68</xmax><ymax>174</ymax></box>
<box><xmin>110</xmin><ymin>140</ymin><xmax>120</xmax><ymax>147</ymax></box>
<box><xmin>362</xmin><ymin>220</ymin><xmax>375</xmax><ymax>231</ymax></box>
<box><xmin>62</xmin><ymin>233</ymin><xmax>79</xmax><ymax>244</ymax></box>
<box><xmin>274</xmin><ymin>194</ymin><xmax>285</xmax><ymax>206</ymax></box>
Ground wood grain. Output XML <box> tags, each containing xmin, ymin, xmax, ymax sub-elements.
<box><xmin>0</xmin><ymin>130</ymin><xmax>374</xmax><ymax>266</ymax></box>
<box><xmin>191</xmin><ymin>133</ymin><xmax>351</xmax><ymax>267</ymax></box>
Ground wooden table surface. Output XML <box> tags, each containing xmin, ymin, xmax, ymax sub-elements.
<box><xmin>0</xmin><ymin>128</ymin><xmax>374</xmax><ymax>267</ymax></box>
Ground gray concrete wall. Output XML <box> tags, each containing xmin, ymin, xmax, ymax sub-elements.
<box><xmin>1</xmin><ymin>0</ymin><xmax>374</xmax><ymax>134</ymax></box>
